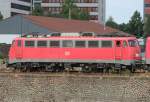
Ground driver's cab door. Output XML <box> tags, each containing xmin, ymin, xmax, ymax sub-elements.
<box><xmin>115</xmin><ymin>40</ymin><xmax>122</xmax><ymax>60</ymax></box>
<box><xmin>15</xmin><ymin>40</ymin><xmax>23</xmax><ymax>59</ymax></box>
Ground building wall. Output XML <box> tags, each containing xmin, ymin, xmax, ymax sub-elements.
<box><xmin>33</xmin><ymin>0</ymin><xmax>105</xmax><ymax>24</ymax></box>
<box><xmin>0</xmin><ymin>0</ymin><xmax>31</xmax><ymax>19</ymax></box>
<box><xmin>11</xmin><ymin>0</ymin><xmax>32</xmax><ymax>16</ymax></box>
<box><xmin>144</xmin><ymin>0</ymin><xmax>150</xmax><ymax>15</ymax></box>
<box><xmin>0</xmin><ymin>0</ymin><xmax>11</xmax><ymax>19</ymax></box>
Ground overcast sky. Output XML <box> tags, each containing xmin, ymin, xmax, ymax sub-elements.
<box><xmin>106</xmin><ymin>0</ymin><xmax>144</xmax><ymax>24</ymax></box>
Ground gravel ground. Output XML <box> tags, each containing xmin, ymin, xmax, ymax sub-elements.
<box><xmin>0</xmin><ymin>74</ymin><xmax>148</xmax><ymax>102</ymax></box>
<box><xmin>0</xmin><ymin>63</ymin><xmax>150</xmax><ymax>102</ymax></box>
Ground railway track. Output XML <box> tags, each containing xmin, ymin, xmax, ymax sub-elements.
<box><xmin>0</xmin><ymin>70</ymin><xmax>149</xmax><ymax>78</ymax></box>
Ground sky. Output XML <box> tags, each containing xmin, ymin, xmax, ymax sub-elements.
<box><xmin>106</xmin><ymin>0</ymin><xmax>144</xmax><ymax>24</ymax></box>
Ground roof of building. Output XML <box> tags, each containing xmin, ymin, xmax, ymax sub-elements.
<box><xmin>0</xmin><ymin>15</ymin><xmax>132</xmax><ymax>37</ymax></box>
<box><xmin>23</xmin><ymin>15</ymin><xmax>132</xmax><ymax>37</ymax></box>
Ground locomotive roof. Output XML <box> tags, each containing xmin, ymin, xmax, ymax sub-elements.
<box><xmin>15</xmin><ymin>36</ymin><xmax>137</xmax><ymax>40</ymax></box>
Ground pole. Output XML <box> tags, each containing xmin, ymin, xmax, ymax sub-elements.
<box><xmin>103</xmin><ymin>0</ymin><xmax>106</xmax><ymax>30</ymax></box>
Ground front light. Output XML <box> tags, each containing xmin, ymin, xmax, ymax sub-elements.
<box><xmin>135</xmin><ymin>53</ymin><xmax>139</xmax><ymax>57</ymax></box>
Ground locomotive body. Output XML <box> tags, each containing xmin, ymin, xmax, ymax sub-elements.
<box><xmin>8</xmin><ymin>36</ymin><xmax>141</xmax><ymax>72</ymax></box>
<box><xmin>146</xmin><ymin>37</ymin><xmax>150</xmax><ymax>65</ymax></box>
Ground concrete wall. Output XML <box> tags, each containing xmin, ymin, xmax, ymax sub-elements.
<box><xmin>0</xmin><ymin>34</ymin><xmax>19</xmax><ymax>44</ymax></box>
<box><xmin>0</xmin><ymin>0</ymin><xmax>11</xmax><ymax>19</ymax></box>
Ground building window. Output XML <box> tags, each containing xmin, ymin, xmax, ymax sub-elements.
<box><xmin>11</xmin><ymin>12</ymin><xmax>20</xmax><ymax>16</ymax></box>
<box><xmin>18</xmin><ymin>0</ymin><xmax>31</xmax><ymax>3</ymax></box>
<box><xmin>25</xmin><ymin>41</ymin><xmax>35</xmax><ymax>47</ymax></box>
<box><xmin>49</xmin><ymin>41</ymin><xmax>60</xmax><ymax>48</ymax></box>
<box><xmin>101</xmin><ymin>41</ymin><xmax>112</xmax><ymax>48</ymax></box>
<box><xmin>11</xmin><ymin>3</ymin><xmax>31</xmax><ymax>11</ymax></box>
<box><xmin>145</xmin><ymin>4</ymin><xmax>150</xmax><ymax>7</ymax></box>
<box><xmin>75</xmin><ymin>41</ymin><xmax>86</xmax><ymax>48</ymax></box>
<box><xmin>63</xmin><ymin>40</ymin><xmax>73</xmax><ymax>48</ymax></box>
<box><xmin>37</xmin><ymin>40</ymin><xmax>47</xmax><ymax>47</ymax></box>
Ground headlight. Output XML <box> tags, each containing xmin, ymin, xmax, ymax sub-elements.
<box><xmin>135</xmin><ymin>53</ymin><xmax>139</xmax><ymax>57</ymax></box>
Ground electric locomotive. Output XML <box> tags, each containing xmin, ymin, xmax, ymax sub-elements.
<box><xmin>7</xmin><ymin>32</ymin><xmax>142</xmax><ymax>72</ymax></box>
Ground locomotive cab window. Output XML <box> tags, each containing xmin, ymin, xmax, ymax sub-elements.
<box><xmin>75</xmin><ymin>41</ymin><xmax>86</xmax><ymax>48</ymax></box>
<box><xmin>88</xmin><ymin>41</ymin><xmax>99</xmax><ymax>48</ymax></box>
<box><xmin>63</xmin><ymin>40</ymin><xmax>73</xmax><ymax>48</ymax></box>
<box><xmin>128</xmin><ymin>40</ymin><xmax>138</xmax><ymax>47</ymax></box>
<box><xmin>101</xmin><ymin>41</ymin><xmax>112</xmax><ymax>48</ymax></box>
<box><xmin>25</xmin><ymin>40</ymin><xmax>35</xmax><ymax>47</ymax></box>
<box><xmin>49</xmin><ymin>41</ymin><xmax>60</xmax><ymax>48</ymax></box>
<box><xmin>116</xmin><ymin>41</ymin><xmax>121</xmax><ymax>47</ymax></box>
<box><xmin>123</xmin><ymin>41</ymin><xmax>128</xmax><ymax>47</ymax></box>
<box><xmin>37</xmin><ymin>40</ymin><xmax>47</xmax><ymax>47</ymax></box>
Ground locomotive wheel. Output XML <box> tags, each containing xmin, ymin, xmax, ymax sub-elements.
<box><xmin>129</xmin><ymin>64</ymin><xmax>136</xmax><ymax>73</ymax></box>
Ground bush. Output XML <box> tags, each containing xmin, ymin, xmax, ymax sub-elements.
<box><xmin>0</xmin><ymin>53</ymin><xmax>3</xmax><ymax>59</ymax></box>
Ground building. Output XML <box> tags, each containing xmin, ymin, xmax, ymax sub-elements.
<box><xmin>144</xmin><ymin>0</ymin><xmax>150</xmax><ymax>15</ymax></box>
<box><xmin>0</xmin><ymin>15</ymin><xmax>131</xmax><ymax>43</ymax></box>
<box><xmin>0</xmin><ymin>0</ymin><xmax>31</xmax><ymax>19</ymax></box>
<box><xmin>33</xmin><ymin>0</ymin><xmax>106</xmax><ymax>24</ymax></box>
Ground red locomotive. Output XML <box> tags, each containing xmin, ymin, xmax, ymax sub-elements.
<box><xmin>7</xmin><ymin>33</ymin><xmax>142</xmax><ymax>72</ymax></box>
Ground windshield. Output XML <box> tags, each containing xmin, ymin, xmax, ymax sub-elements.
<box><xmin>128</xmin><ymin>40</ymin><xmax>138</xmax><ymax>47</ymax></box>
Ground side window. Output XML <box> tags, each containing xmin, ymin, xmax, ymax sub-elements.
<box><xmin>123</xmin><ymin>41</ymin><xmax>128</xmax><ymax>47</ymax></box>
<box><xmin>37</xmin><ymin>40</ymin><xmax>47</xmax><ymax>47</ymax></box>
<box><xmin>17</xmin><ymin>40</ymin><xmax>22</xmax><ymax>47</ymax></box>
<box><xmin>49</xmin><ymin>41</ymin><xmax>60</xmax><ymax>48</ymax></box>
<box><xmin>75</xmin><ymin>41</ymin><xmax>86</xmax><ymax>48</ymax></box>
<box><xmin>62</xmin><ymin>40</ymin><xmax>73</xmax><ymax>48</ymax></box>
<box><xmin>116</xmin><ymin>41</ymin><xmax>121</xmax><ymax>47</ymax></box>
<box><xmin>101</xmin><ymin>41</ymin><xmax>112</xmax><ymax>48</ymax></box>
<box><xmin>25</xmin><ymin>40</ymin><xmax>35</xmax><ymax>47</ymax></box>
<box><xmin>88</xmin><ymin>41</ymin><xmax>99</xmax><ymax>48</ymax></box>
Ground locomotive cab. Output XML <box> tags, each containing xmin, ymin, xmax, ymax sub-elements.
<box><xmin>127</xmin><ymin>39</ymin><xmax>141</xmax><ymax>60</ymax></box>
<box><xmin>114</xmin><ymin>38</ymin><xmax>141</xmax><ymax>66</ymax></box>
<box><xmin>9</xmin><ymin>38</ymin><xmax>23</xmax><ymax>64</ymax></box>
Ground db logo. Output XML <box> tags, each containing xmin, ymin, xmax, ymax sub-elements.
<box><xmin>65</xmin><ymin>51</ymin><xmax>70</xmax><ymax>56</ymax></box>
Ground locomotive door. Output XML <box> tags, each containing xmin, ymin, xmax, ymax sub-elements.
<box><xmin>115</xmin><ymin>40</ymin><xmax>122</xmax><ymax>60</ymax></box>
<box><xmin>15</xmin><ymin>40</ymin><xmax>23</xmax><ymax>59</ymax></box>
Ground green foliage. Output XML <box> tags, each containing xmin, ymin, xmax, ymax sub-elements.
<box><xmin>106</xmin><ymin>11</ymin><xmax>143</xmax><ymax>38</ymax></box>
<box><xmin>0</xmin><ymin>11</ymin><xmax>3</xmax><ymax>20</ymax></box>
<box><xmin>144</xmin><ymin>15</ymin><xmax>150</xmax><ymax>37</ymax></box>
<box><xmin>0</xmin><ymin>53</ymin><xmax>3</xmax><ymax>59</ymax></box>
<box><xmin>61</xmin><ymin>0</ymin><xmax>89</xmax><ymax>20</ymax></box>
<box><xmin>106</xmin><ymin>16</ymin><xmax>118</xmax><ymax>29</ymax></box>
<box><xmin>32</xmin><ymin>6</ymin><xmax>44</xmax><ymax>16</ymax></box>
<box><xmin>126</xmin><ymin>11</ymin><xmax>143</xmax><ymax>37</ymax></box>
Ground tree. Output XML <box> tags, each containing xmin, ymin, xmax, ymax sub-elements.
<box><xmin>32</xmin><ymin>6</ymin><xmax>44</xmax><ymax>16</ymax></box>
<box><xmin>0</xmin><ymin>11</ymin><xmax>3</xmax><ymax>21</ymax></box>
<box><xmin>61</xmin><ymin>0</ymin><xmax>89</xmax><ymax>20</ymax></box>
<box><xmin>106</xmin><ymin>16</ymin><xmax>118</xmax><ymax>29</ymax></box>
<box><xmin>118</xmin><ymin>23</ymin><xmax>128</xmax><ymax>32</ymax></box>
<box><xmin>144</xmin><ymin>15</ymin><xmax>150</xmax><ymax>37</ymax></box>
<box><xmin>127</xmin><ymin>11</ymin><xmax>143</xmax><ymax>37</ymax></box>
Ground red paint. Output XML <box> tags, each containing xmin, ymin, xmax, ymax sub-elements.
<box><xmin>146</xmin><ymin>37</ymin><xmax>150</xmax><ymax>60</ymax></box>
<box><xmin>9</xmin><ymin>37</ymin><xmax>141</xmax><ymax>63</ymax></box>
